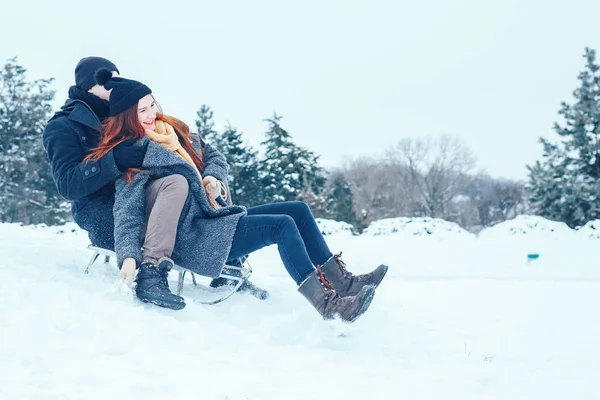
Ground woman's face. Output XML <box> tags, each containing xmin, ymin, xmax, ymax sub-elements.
<box><xmin>138</xmin><ymin>94</ymin><xmax>158</xmax><ymax>131</ymax></box>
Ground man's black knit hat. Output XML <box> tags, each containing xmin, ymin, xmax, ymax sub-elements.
<box><xmin>75</xmin><ymin>57</ymin><xmax>119</xmax><ymax>91</ymax></box>
<box><xmin>95</xmin><ymin>69</ymin><xmax>152</xmax><ymax>116</ymax></box>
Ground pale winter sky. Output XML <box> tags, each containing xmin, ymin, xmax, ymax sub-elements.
<box><xmin>3</xmin><ymin>0</ymin><xmax>600</xmax><ymax>179</ymax></box>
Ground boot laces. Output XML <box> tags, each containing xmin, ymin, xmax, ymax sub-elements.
<box><xmin>334</xmin><ymin>252</ymin><xmax>353</xmax><ymax>277</ymax></box>
<box><xmin>333</xmin><ymin>251</ymin><xmax>352</xmax><ymax>276</ymax></box>
<box><xmin>157</xmin><ymin>257</ymin><xmax>174</xmax><ymax>288</ymax></box>
<box><xmin>315</xmin><ymin>265</ymin><xmax>335</xmax><ymax>292</ymax></box>
<box><xmin>139</xmin><ymin>263</ymin><xmax>166</xmax><ymax>290</ymax></box>
<box><xmin>159</xmin><ymin>266</ymin><xmax>170</xmax><ymax>288</ymax></box>
<box><xmin>334</xmin><ymin>252</ymin><xmax>367</xmax><ymax>282</ymax></box>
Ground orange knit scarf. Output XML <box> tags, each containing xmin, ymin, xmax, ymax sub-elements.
<box><xmin>145</xmin><ymin>120</ymin><xmax>221</xmax><ymax>209</ymax></box>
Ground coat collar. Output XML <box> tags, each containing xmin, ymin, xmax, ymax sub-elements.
<box><xmin>142</xmin><ymin>137</ymin><xmax>199</xmax><ymax>173</ymax></box>
<box><xmin>67</xmin><ymin>100</ymin><xmax>101</xmax><ymax>131</ymax></box>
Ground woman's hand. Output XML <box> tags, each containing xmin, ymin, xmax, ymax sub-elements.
<box><xmin>116</xmin><ymin>257</ymin><xmax>137</xmax><ymax>288</ymax></box>
<box><xmin>113</xmin><ymin>139</ymin><xmax>148</xmax><ymax>171</ymax></box>
<box><xmin>203</xmin><ymin>175</ymin><xmax>220</xmax><ymax>200</ymax></box>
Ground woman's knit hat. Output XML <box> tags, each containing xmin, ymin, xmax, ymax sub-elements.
<box><xmin>95</xmin><ymin>69</ymin><xmax>152</xmax><ymax>116</ymax></box>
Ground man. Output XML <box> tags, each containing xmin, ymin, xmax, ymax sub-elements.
<box><xmin>43</xmin><ymin>57</ymin><xmax>143</xmax><ymax>251</ymax></box>
<box><xmin>42</xmin><ymin>57</ymin><xmax>268</xmax><ymax>300</ymax></box>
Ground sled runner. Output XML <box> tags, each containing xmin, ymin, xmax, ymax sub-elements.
<box><xmin>84</xmin><ymin>245</ymin><xmax>253</xmax><ymax>305</ymax></box>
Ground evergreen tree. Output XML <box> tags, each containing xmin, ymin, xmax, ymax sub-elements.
<box><xmin>195</xmin><ymin>104</ymin><xmax>225</xmax><ymax>151</ymax></box>
<box><xmin>220</xmin><ymin>123</ymin><xmax>262</xmax><ymax>207</ymax></box>
<box><xmin>260</xmin><ymin>113</ymin><xmax>325</xmax><ymax>203</ymax></box>
<box><xmin>324</xmin><ymin>171</ymin><xmax>357</xmax><ymax>226</ymax></box>
<box><xmin>527</xmin><ymin>48</ymin><xmax>600</xmax><ymax>227</ymax></box>
<box><xmin>0</xmin><ymin>57</ymin><xmax>69</xmax><ymax>225</ymax></box>
<box><xmin>194</xmin><ymin>106</ymin><xmax>264</xmax><ymax>205</ymax></box>
<box><xmin>528</xmin><ymin>139</ymin><xmax>598</xmax><ymax>226</ymax></box>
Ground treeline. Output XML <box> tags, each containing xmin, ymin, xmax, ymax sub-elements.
<box><xmin>2</xmin><ymin>48</ymin><xmax>598</xmax><ymax>232</ymax></box>
<box><xmin>195</xmin><ymin>110</ymin><xmax>527</xmax><ymax>232</ymax></box>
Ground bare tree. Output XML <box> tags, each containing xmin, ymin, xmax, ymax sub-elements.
<box><xmin>339</xmin><ymin>135</ymin><xmax>526</xmax><ymax>231</ymax></box>
<box><xmin>463</xmin><ymin>173</ymin><xmax>527</xmax><ymax>229</ymax></box>
<box><xmin>342</xmin><ymin>156</ymin><xmax>413</xmax><ymax>228</ymax></box>
<box><xmin>492</xmin><ymin>178</ymin><xmax>527</xmax><ymax>220</ymax></box>
<box><xmin>389</xmin><ymin>135</ymin><xmax>476</xmax><ymax>219</ymax></box>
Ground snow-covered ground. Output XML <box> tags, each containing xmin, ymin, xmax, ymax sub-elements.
<box><xmin>363</xmin><ymin>216</ymin><xmax>473</xmax><ymax>239</ymax></box>
<box><xmin>1</xmin><ymin>216</ymin><xmax>599</xmax><ymax>399</ymax></box>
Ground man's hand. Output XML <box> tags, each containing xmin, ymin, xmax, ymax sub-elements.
<box><xmin>203</xmin><ymin>175</ymin><xmax>220</xmax><ymax>200</ymax></box>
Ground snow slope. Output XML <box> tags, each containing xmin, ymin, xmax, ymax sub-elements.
<box><xmin>578</xmin><ymin>219</ymin><xmax>600</xmax><ymax>239</ymax></box>
<box><xmin>1</xmin><ymin>218</ymin><xmax>599</xmax><ymax>400</ymax></box>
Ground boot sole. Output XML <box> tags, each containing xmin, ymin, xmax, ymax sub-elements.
<box><xmin>139</xmin><ymin>296</ymin><xmax>186</xmax><ymax>310</ymax></box>
<box><xmin>346</xmin><ymin>285</ymin><xmax>376</xmax><ymax>323</ymax></box>
<box><xmin>210</xmin><ymin>279</ymin><xmax>270</xmax><ymax>301</ymax></box>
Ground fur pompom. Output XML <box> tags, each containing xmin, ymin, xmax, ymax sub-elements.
<box><xmin>95</xmin><ymin>68</ymin><xmax>113</xmax><ymax>86</ymax></box>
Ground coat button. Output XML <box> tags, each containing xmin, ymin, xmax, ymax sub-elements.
<box><xmin>91</xmin><ymin>167</ymin><xmax>97</xmax><ymax>172</ymax></box>
<box><xmin>82</xmin><ymin>136</ymin><xmax>86</xmax><ymax>141</ymax></box>
<box><xmin>84</xmin><ymin>170</ymin><xmax>90</xmax><ymax>176</ymax></box>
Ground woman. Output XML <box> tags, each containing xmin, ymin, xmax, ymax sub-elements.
<box><xmin>87</xmin><ymin>69</ymin><xmax>388</xmax><ymax>322</ymax></box>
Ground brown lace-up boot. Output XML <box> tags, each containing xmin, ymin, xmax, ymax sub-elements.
<box><xmin>298</xmin><ymin>266</ymin><xmax>375</xmax><ymax>323</ymax></box>
<box><xmin>318</xmin><ymin>252</ymin><xmax>388</xmax><ymax>297</ymax></box>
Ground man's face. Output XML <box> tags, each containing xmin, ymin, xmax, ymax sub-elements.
<box><xmin>87</xmin><ymin>71</ymin><xmax>119</xmax><ymax>101</ymax></box>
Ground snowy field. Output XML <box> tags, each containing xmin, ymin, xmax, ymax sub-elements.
<box><xmin>1</xmin><ymin>216</ymin><xmax>599</xmax><ymax>399</ymax></box>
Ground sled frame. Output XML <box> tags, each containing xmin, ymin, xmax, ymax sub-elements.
<box><xmin>85</xmin><ymin>245</ymin><xmax>252</xmax><ymax>305</ymax></box>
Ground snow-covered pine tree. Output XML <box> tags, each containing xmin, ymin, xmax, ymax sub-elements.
<box><xmin>0</xmin><ymin>57</ymin><xmax>69</xmax><ymax>224</ymax></box>
<box><xmin>324</xmin><ymin>171</ymin><xmax>358</xmax><ymax>227</ymax></box>
<box><xmin>259</xmin><ymin>113</ymin><xmax>325</xmax><ymax>204</ymax></box>
<box><xmin>195</xmin><ymin>104</ymin><xmax>226</xmax><ymax>151</ymax></box>
<box><xmin>220</xmin><ymin>123</ymin><xmax>262</xmax><ymax>207</ymax></box>
<box><xmin>527</xmin><ymin>48</ymin><xmax>600</xmax><ymax>227</ymax></box>
<box><xmin>528</xmin><ymin>139</ymin><xmax>598</xmax><ymax>227</ymax></box>
<box><xmin>194</xmin><ymin>107</ymin><xmax>263</xmax><ymax>205</ymax></box>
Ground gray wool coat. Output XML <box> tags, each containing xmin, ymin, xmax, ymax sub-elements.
<box><xmin>113</xmin><ymin>136</ymin><xmax>247</xmax><ymax>278</ymax></box>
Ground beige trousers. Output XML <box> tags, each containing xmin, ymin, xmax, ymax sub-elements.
<box><xmin>142</xmin><ymin>174</ymin><xmax>189</xmax><ymax>263</ymax></box>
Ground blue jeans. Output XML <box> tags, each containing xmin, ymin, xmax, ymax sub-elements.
<box><xmin>226</xmin><ymin>201</ymin><xmax>333</xmax><ymax>285</ymax></box>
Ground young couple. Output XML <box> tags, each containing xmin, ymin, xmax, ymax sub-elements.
<box><xmin>42</xmin><ymin>57</ymin><xmax>388</xmax><ymax>322</ymax></box>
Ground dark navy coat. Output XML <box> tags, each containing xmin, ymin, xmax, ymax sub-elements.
<box><xmin>42</xmin><ymin>99</ymin><xmax>122</xmax><ymax>249</ymax></box>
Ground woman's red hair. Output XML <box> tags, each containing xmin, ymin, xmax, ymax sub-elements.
<box><xmin>85</xmin><ymin>103</ymin><xmax>205</xmax><ymax>182</ymax></box>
